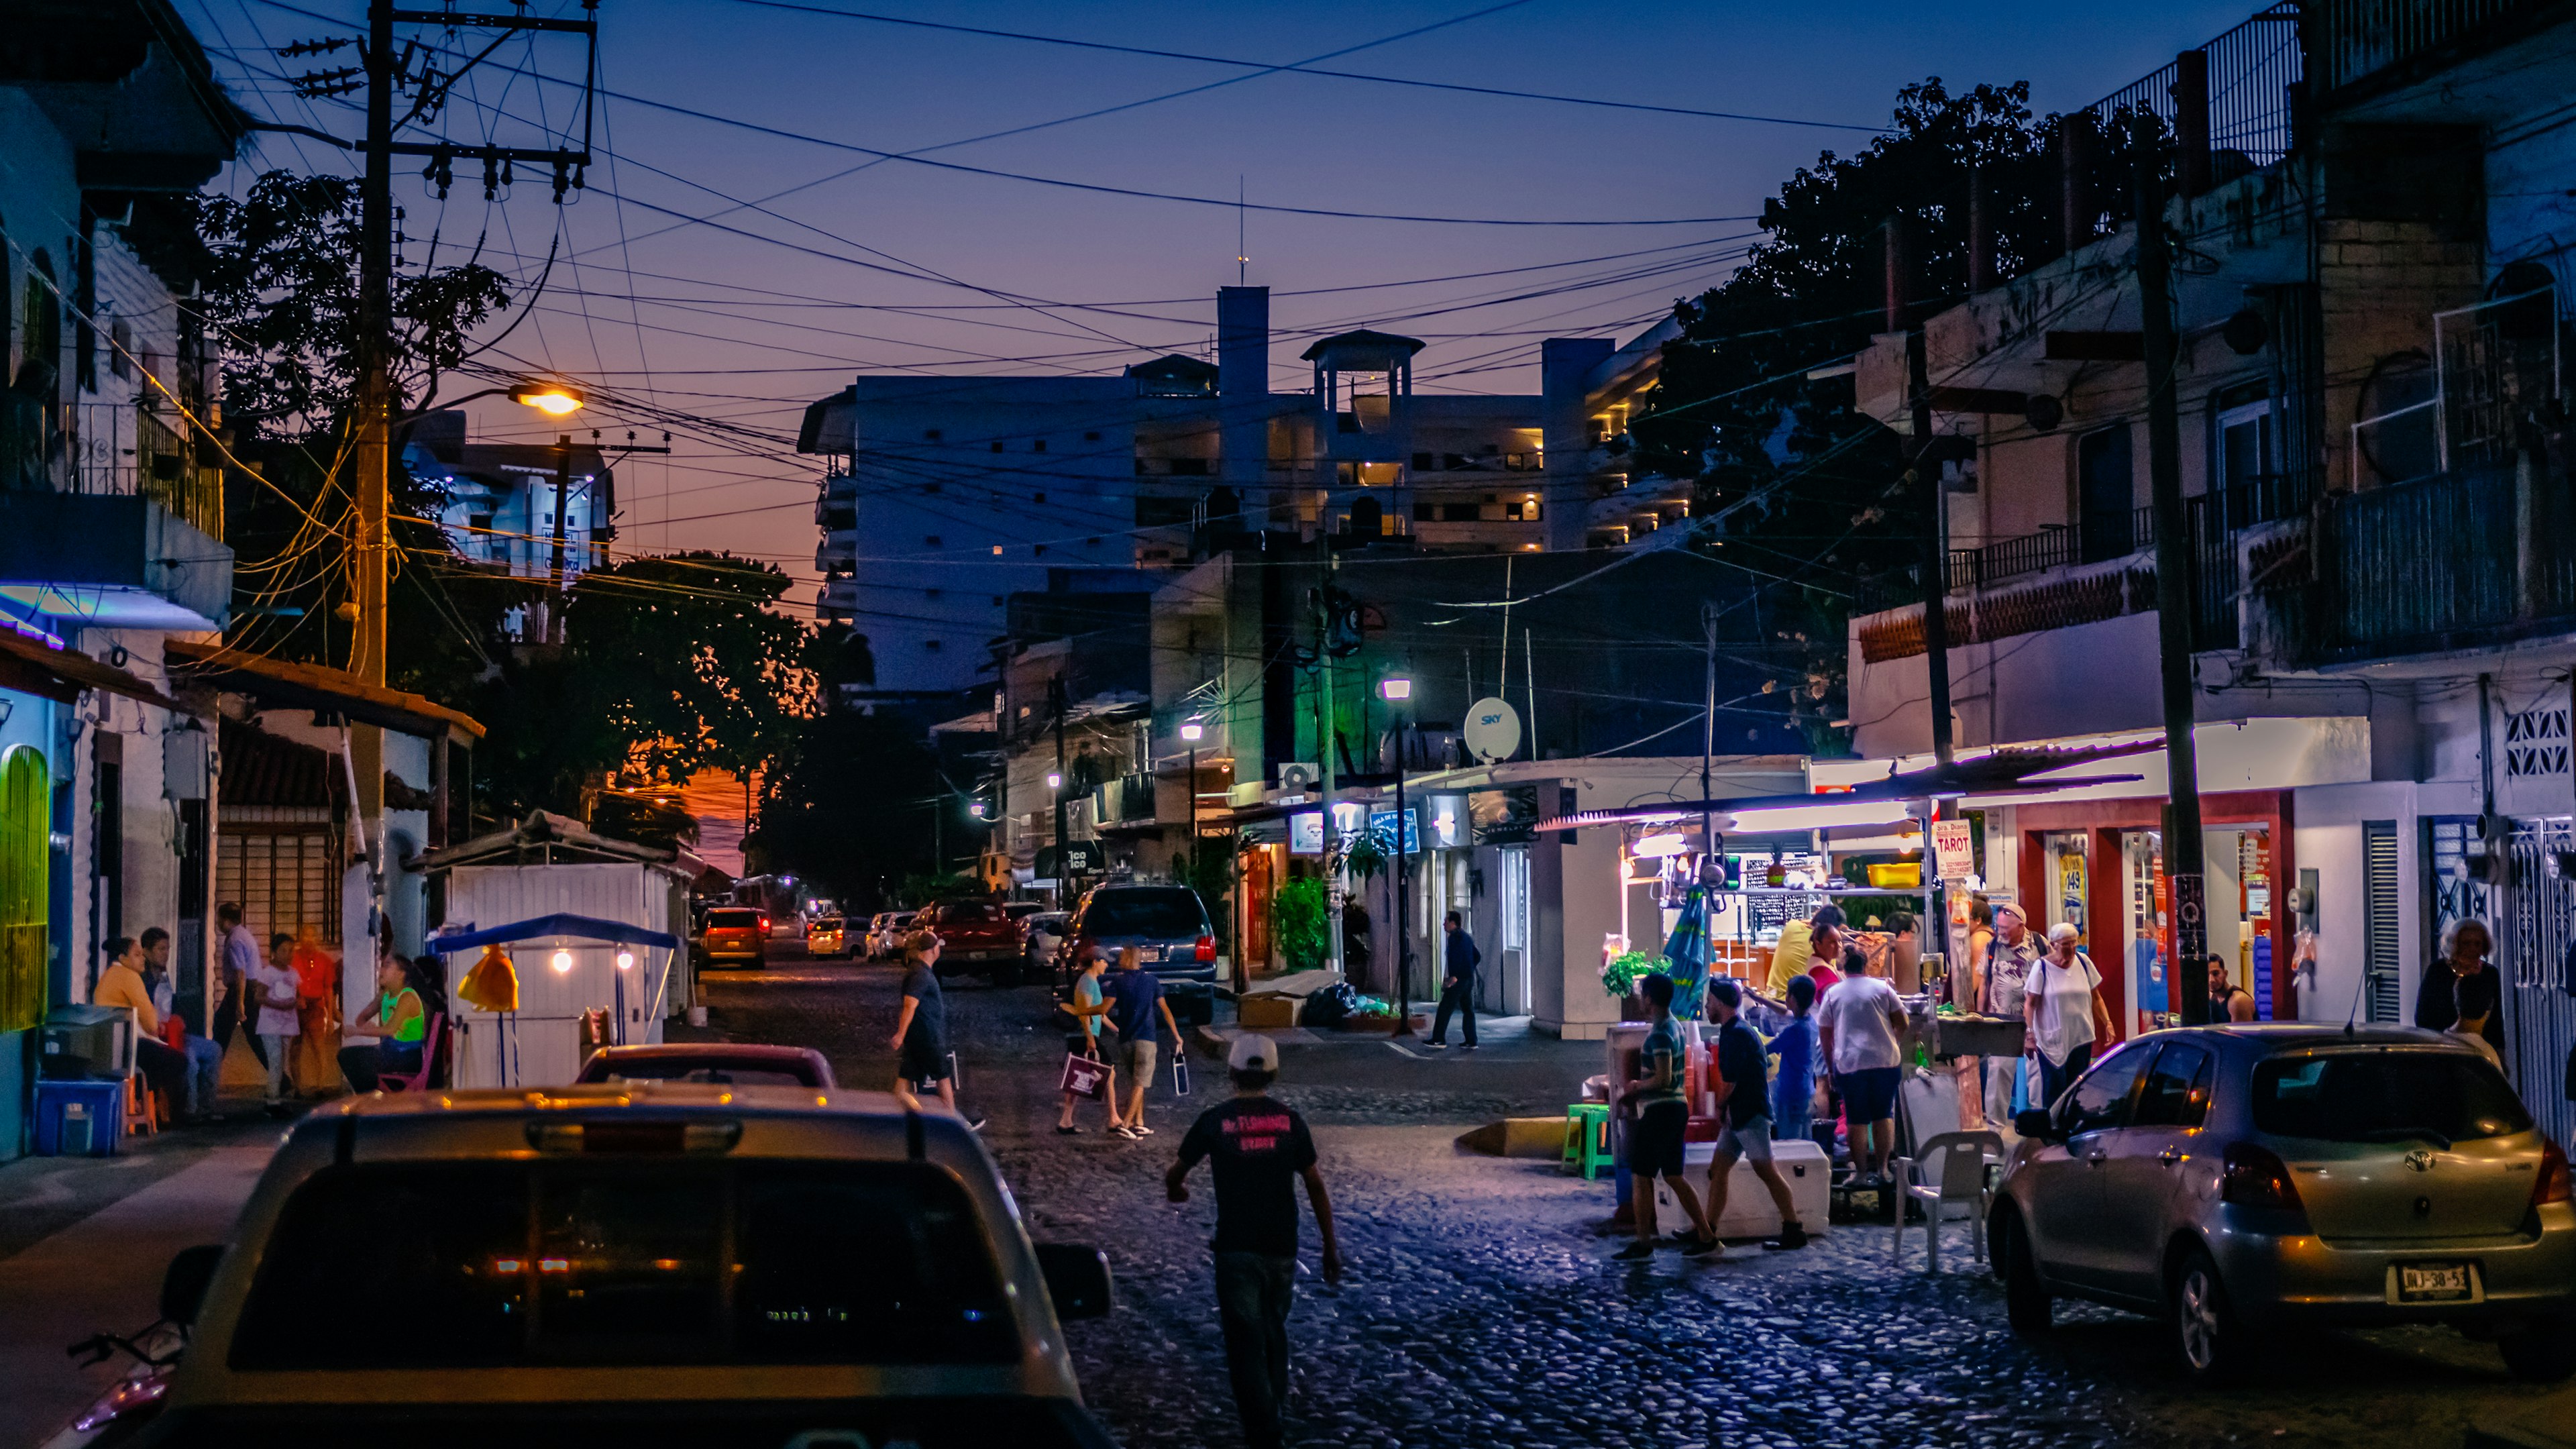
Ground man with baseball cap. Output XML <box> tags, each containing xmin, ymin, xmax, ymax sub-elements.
<box><xmin>1167</xmin><ymin>1034</ymin><xmax>1342</xmax><ymax>1449</ymax></box>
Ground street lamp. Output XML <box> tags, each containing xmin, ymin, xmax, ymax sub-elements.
<box><xmin>1045</xmin><ymin>770</ymin><xmax>1063</xmax><ymax>790</ymax></box>
<box><xmin>1177</xmin><ymin>717</ymin><xmax>1204</xmax><ymax>881</ymax></box>
<box><xmin>1379</xmin><ymin>674</ymin><xmax>1415</xmax><ymax>1032</ymax></box>
<box><xmin>509</xmin><ymin>382</ymin><xmax>587</xmax><ymax>416</ymax></box>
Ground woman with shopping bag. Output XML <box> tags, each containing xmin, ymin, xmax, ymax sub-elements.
<box><xmin>1056</xmin><ymin>943</ymin><xmax>1119</xmax><ymax>1134</ymax></box>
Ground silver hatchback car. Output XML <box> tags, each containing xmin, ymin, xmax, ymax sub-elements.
<box><xmin>1990</xmin><ymin>1024</ymin><xmax>2576</xmax><ymax>1382</ymax></box>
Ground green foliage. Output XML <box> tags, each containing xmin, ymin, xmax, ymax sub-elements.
<box><xmin>1601</xmin><ymin>949</ymin><xmax>1668</xmax><ymax>1000</ymax></box>
<box><xmin>1632</xmin><ymin>80</ymin><xmax>2059</xmax><ymax>755</ymax></box>
<box><xmin>1177</xmin><ymin>839</ymin><xmax>1238</xmax><ymax>954</ymax></box>
<box><xmin>889</xmin><ymin>871</ymin><xmax>991</xmax><ymax>908</ymax></box>
<box><xmin>1272</xmin><ymin>877</ymin><xmax>1329</xmax><ymax>972</ymax></box>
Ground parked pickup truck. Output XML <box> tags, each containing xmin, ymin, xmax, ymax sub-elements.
<box><xmin>58</xmin><ymin>1085</ymin><xmax>1118</xmax><ymax>1448</ymax></box>
<box><xmin>919</xmin><ymin>899</ymin><xmax>1028</xmax><ymax>985</ymax></box>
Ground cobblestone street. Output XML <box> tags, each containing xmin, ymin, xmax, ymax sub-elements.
<box><xmin>701</xmin><ymin>956</ymin><xmax>2572</xmax><ymax>1449</ymax></box>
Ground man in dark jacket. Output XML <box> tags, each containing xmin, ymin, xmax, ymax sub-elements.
<box><xmin>1428</xmin><ymin>910</ymin><xmax>1481</xmax><ymax>1049</ymax></box>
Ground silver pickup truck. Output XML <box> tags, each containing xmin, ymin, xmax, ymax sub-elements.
<box><xmin>58</xmin><ymin>1085</ymin><xmax>1120</xmax><ymax>1448</ymax></box>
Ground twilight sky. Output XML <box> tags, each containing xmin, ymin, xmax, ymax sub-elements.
<box><xmin>182</xmin><ymin>0</ymin><xmax>2262</xmax><ymax>606</ymax></box>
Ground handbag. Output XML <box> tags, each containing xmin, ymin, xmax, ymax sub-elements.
<box><xmin>1060</xmin><ymin>1051</ymin><xmax>1110</xmax><ymax>1101</ymax></box>
<box><xmin>1171</xmin><ymin>1053</ymin><xmax>1191</xmax><ymax>1096</ymax></box>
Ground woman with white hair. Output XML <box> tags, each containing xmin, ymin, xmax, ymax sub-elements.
<box><xmin>2418</xmin><ymin>916</ymin><xmax>2506</xmax><ymax>1065</ymax></box>
<box><xmin>2027</xmin><ymin>921</ymin><xmax>2115</xmax><ymax>1110</ymax></box>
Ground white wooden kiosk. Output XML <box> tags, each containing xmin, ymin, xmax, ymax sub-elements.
<box><xmin>417</xmin><ymin>810</ymin><xmax>703</xmax><ymax>1086</ymax></box>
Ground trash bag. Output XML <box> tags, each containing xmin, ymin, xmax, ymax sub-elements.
<box><xmin>1299</xmin><ymin>982</ymin><xmax>1360</xmax><ymax>1028</ymax></box>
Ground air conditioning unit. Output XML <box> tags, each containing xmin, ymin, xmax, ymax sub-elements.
<box><xmin>1277</xmin><ymin>762</ymin><xmax>1319</xmax><ymax>793</ymax></box>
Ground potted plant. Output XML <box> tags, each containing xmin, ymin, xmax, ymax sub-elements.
<box><xmin>1601</xmin><ymin>949</ymin><xmax>1668</xmax><ymax>1021</ymax></box>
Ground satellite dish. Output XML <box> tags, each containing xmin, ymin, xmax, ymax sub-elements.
<box><xmin>1462</xmin><ymin>697</ymin><xmax>1521</xmax><ymax>763</ymax></box>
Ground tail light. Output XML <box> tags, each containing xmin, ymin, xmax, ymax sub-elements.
<box><xmin>2538</xmin><ymin>1139</ymin><xmax>2573</xmax><ymax>1208</ymax></box>
<box><xmin>759</xmin><ymin>916</ymin><xmax>771</xmax><ymax>932</ymax></box>
<box><xmin>2220</xmin><ymin>1142</ymin><xmax>2304</xmax><ymax>1211</ymax></box>
<box><xmin>1194</xmin><ymin>934</ymin><xmax>1217</xmax><ymax>963</ymax></box>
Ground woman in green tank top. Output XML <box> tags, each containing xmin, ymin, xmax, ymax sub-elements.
<box><xmin>339</xmin><ymin>952</ymin><xmax>428</xmax><ymax>1090</ymax></box>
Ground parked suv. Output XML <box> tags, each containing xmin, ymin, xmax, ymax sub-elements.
<box><xmin>919</xmin><ymin>899</ymin><xmax>1027</xmax><ymax>984</ymax></box>
<box><xmin>96</xmin><ymin>1086</ymin><xmax>1118</xmax><ymax>1446</ymax></box>
<box><xmin>698</xmin><ymin>906</ymin><xmax>766</xmax><ymax>969</ymax></box>
<box><xmin>1990</xmin><ymin>1024</ymin><xmax>2576</xmax><ymax>1382</ymax></box>
<box><xmin>1062</xmin><ymin>883</ymin><xmax>1218</xmax><ymax>1026</ymax></box>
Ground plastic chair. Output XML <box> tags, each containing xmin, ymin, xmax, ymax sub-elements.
<box><xmin>377</xmin><ymin>1014</ymin><xmax>447</xmax><ymax>1093</ymax></box>
<box><xmin>1892</xmin><ymin>1130</ymin><xmax>2004</xmax><ymax>1272</ymax></box>
<box><xmin>1562</xmin><ymin>1102</ymin><xmax>1615</xmax><ymax>1180</ymax></box>
<box><xmin>123</xmin><ymin>1071</ymin><xmax>160</xmax><ymax>1136</ymax></box>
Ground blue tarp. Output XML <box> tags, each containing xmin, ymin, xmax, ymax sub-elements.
<box><xmin>427</xmin><ymin>912</ymin><xmax>680</xmax><ymax>954</ymax></box>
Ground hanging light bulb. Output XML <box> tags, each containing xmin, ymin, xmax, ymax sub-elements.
<box><xmin>614</xmin><ymin>950</ymin><xmax>635</xmax><ymax>972</ymax></box>
<box><xmin>550</xmin><ymin>948</ymin><xmax>574</xmax><ymax>975</ymax></box>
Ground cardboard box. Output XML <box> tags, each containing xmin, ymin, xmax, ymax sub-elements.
<box><xmin>1236</xmin><ymin>995</ymin><xmax>1299</xmax><ymax>1030</ymax></box>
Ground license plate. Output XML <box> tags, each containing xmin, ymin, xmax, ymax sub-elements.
<box><xmin>2398</xmin><ymin>1263</ymin><xmax>2472</xmax><ymax>1303</ymax></box>
<box><xmin>1137</xmin><ymin>946</ymin><xmax>1165</xmax><ymax>962</ymax></box>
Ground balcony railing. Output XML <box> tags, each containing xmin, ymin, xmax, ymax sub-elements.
<box><xmin>2300</xmin><ymin>462</ymin><xmax>2569</xmax><ymax>662</ymax></box>
<box><xmin>2313</xmin><ymin>0</ymin><xmax>2547</xmax><ymax>95</ymax></box>
<box><xmin>70</xmin><ymin>400</ymin><xmax>223</xmax><ymax>539</ymax></box>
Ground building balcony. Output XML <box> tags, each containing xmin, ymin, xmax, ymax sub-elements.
<box><xmin>0</xmin><ymin>491</ymin><xmax>231</xmax><ymax>632</ymax></box>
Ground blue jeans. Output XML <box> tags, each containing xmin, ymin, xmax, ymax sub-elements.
<box><xmin>179</xmin><ymin>1034</ymin><xmax>221</xmax><ymax>1117</ymax></box>
<box><xmin>1772</xmin><ymin>1105</ymin><xmax>1812</xmax><ymax>1144</ymax></box>
<box><xmin>1213</xmin><ymin>1251</ymin><xmax>1296</xmax><ymax>1449</ymax></box>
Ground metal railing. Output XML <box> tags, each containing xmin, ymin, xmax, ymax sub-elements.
<box><xmin>70</xmin><ymin>400</ymin><xmax>223</xmax><ymax>539</ymax></box>
<box><xmin>2312</xmin><ymin>0</ymin><xmax>2545</xmax><ymax>95</ymax></box>
<box><xmin>2076</xmin><ymin>5</ymin><xmax>2302</xmax><ymax>166</ymax></box>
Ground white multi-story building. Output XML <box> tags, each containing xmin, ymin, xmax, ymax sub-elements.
<box><xmin>796</xmin><ymin>288</ymin><xmax>1689</xmax><ymax>704</ymax></box>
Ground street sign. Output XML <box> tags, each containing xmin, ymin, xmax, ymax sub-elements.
<box><xmin>1932</xmin><ymin>818</ymin><xmax>1975</xmax><ymax>882</ymax></box>
<box><xmin>1058</xmin><ymin>840</ymin><xmax>1104</xmax><ymax>873</ymax></box>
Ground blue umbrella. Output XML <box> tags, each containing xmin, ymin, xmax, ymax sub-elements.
<box><xmin>1662</xmin><ymin>886</ymin><xmax>1713</xmax><ymax>1017</ymax></box>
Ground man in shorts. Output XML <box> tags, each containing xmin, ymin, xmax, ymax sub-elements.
<box><xmin>1106</xmin><ymin>945</ymin><xmax>1184</xmax><ymax>1140</ymax></box>
<box><xmin>890</xmin><ymin>930</ymin><xmax>983</xmax><ymax>1130</ymax></box>
<box><xmin>1703</xmin><ymin>979</ymin><xmax>1809</xmax><ymax>1251</ymax></box>
<box><xmin>1615</xmin><ymin>973</ymin><xmax>1717</xmax><ymax>1260</ymax></box>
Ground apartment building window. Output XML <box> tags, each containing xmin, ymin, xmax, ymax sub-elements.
<box><xmin>991</xmin><ymin>440</ymin><xmax>1005</xmax><ymax>453</ymax></box>
<box><xmin>924</xmin><ymin>639</ymin><xmax>942</xmax><ymax>652</ymax></box>
<box><xmin>924</xmin><ymin>535</ymin><xmax>943</xmax><ymax>548</ymax></box>
<box><xmin>924</xmin><ymin>429</ymin><xmax>943</xmax><ymax>440</ymax></box>
<box><xmin>2076</xmin><ymin>425</ymin><xmax>2135</xmax><ymax>564</ymax></box>
<box><xmin>1083</xmin><ymin>431</ymin><xmax>1101</xmax><ymax>441</ymax></box>
<box><xmin>1032</xmin><ymin>439</ymin><xmax>1046</xmax><ymax>452</ymax></box>
<box><xmin>2211</xmin><ymin>381</ymin><xmax>2274</xmax><ymax>511</ymax></box>
<box><xmin>1033</xmin><ymin>492</ymin><xmax>1046</xmax><ymax>504</ymax></box>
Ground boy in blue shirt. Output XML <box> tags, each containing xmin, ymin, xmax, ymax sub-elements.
<box><xmin>1767</xmin><ymin>973</ymin><xmax>1821</xmax><ymax>1146</ymax></box>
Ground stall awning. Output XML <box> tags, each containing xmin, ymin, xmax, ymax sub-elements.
<box><xmin>1535</xmin><ymin>742</ymin><xmax>2157</xmax><ymax>834</ymax></box>
<box><xmin>427</xmin><ymin>913</ymin><xmax>681</xmax><ymax>953</ymax></box>
<box><xmin>0</xmin><ymin>628</ymin><xmax>188</xmax><ymax>710</ymax></box>
<box><xmin>164</xmin><ymin>638</ymin><xmax>484</xmax><ymax>746</ymax></box>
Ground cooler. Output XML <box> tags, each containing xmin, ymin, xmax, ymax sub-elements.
<box><xmin>33</xmin><ymin>1079</ymin><xmax>125</xmax><ymax>1157</ymax></box>
<box><xmin>1652</xmin><ymin>1136</ymin><xmax>1833</xmax><ymax>1238</ymax></box>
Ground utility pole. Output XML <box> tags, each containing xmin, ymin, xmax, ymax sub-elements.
<box><xmin>547</xmin><ymin>433</ymin><xmax>573</xmax><ymax>644</ymax></box>
<box><xmin>350</xmin><ymin>0</ymin><xmax>396</xmax><ymax>836</ymax></box>
<box><xmin>1316</xmin><ymin>531</ymin><xmax>1345</xmax><ymax>985</ymax></box>
<box><xmin>1701</xmin><ymin>599</ymin><xmax>1719</xmax><ymax>880</ymax></box>
<box><xmin>1051</xmin><ymin>674</ymin><xmax>1071</xmax><ymax>904</ymax></box>
<box><xmin>2136</xmin><ymin>117</ymin><xmax>2209</xmax><ymax>1027</ymax></box>
<box><xmin>1902</xmin><ymin>340</ymin><xmax>1955</xmax><ymax>766</ymax></box>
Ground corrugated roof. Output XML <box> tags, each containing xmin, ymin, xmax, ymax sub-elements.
<box><xmin>166</xmin><ymin>639</ymin><xmax>483</xmax><ymax>745</ymax></box>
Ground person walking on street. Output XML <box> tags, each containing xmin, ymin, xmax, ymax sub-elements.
<box><xmin>1766</xmin><ymin>973</ymin><xmax>1821</xmax><ymax>1147</ymax></box>
<box><xmin>1108</xmin><ymin>945</ymin><xmax>1184</xmax><ymax>1140</ymax></box>
<box><xmin>890</xmin><ymin>930</ymin><xmax>983</xmax><ymax>1129</ymax></box>
<box><xmin>1616</xmin><ymin>973</ymin><xmax>1717</xmax><ymax>1260</ymax></box>
<box><xmin>1981</xmin><ymin>902</ymin><xmax>2039</xmax><ymax>1127</ymax></box>
<box><xmin>1166</xmin><ymin>1034</ymin><xmax>1342</xmax><ymax>1449</ymax></box>
<box><xmin>211</xmin><ymin>902</ymin><xmax>267</xmax><ymax>1070</ymax></box>
<box><xmin>1817</xmin><ymin>941</ymin><xmax>1910</xmax><ymax>1184</ymax></box>
<box><xmin>1057</xmin><ymin>943</ymin><xmax>1118</xmax><ymax>1134</ymax></box>
<box><xmin>1704</xmin><ymin>979</ymin><xmax>1810</xmax><ymax>1252</ymax></box>
<box><xmin>1428</xmin><ymin>910</ymin><xmax>1480</xmax><ymax>1050</ymax></box>
<box><xmin>2028</xmin><ymin>922</ymin><xmax>2113</xmax><ymax>1110</ymax></box>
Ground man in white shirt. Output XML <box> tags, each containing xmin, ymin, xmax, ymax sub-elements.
<box><xmin>1817</xmin><ymin>945</ymin><xmax>1910</xmax><ymax>1184</ymax></box>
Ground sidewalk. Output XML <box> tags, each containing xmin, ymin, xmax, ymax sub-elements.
<box><xmin>0</xmin><ymin>1144</ymin><xmax>270</xmax><ymax>1446</ymax></box>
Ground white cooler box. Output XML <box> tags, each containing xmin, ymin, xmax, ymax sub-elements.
<box><xmin>1650</xmin><ymin>1136</ymin><xmax>1832</xmax><ymax>1238</ymax></box>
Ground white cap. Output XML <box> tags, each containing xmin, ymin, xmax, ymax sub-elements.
<box><xmin>1228</xmin><ymin>1033</ymin><xmax>1279</xmax><ymax>1073</ymax></box>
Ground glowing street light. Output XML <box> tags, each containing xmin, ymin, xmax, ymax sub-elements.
<box><xmin>614</xmin><ymin>950</ymin><xmax>635</xmax><ymax>972</ymax></box>
<box><xmin>510</xmin><ymin>382</ymin><xmax>587</xmax><ymax>417</ymax></box>
<box><xmin>549</xmin><ymin>948</ymin><xmax>574</xmax><ymax>975</ymax></box>
<box><xmin>1379</xmin><ymin>676</ymin><xmax>1413</xmax><ymax>702</ymax></box>
<box><xmin>1179</xmin><ymin>718</ymin><xmax>1205</xmax><ymax>743</ymax></box>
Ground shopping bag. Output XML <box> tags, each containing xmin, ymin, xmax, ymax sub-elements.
<box><xmin>1060</xmin><ymin>1051</ymin><xmax>1109</xmax><ymax>1101</ymax></box>
<box><xmin>1171</xmin><ymin>1053</ymin><xmax>1191</xmax><ymax>1097</ymax></box>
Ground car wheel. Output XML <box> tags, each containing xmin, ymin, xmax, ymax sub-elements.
<box><xmin>2170</xmin><ymin>1246</ymin><xmax>2244</xmax><ymax>1382</ymax></box>
<box><xmin>2500</xmin><ymin>1320</ymin><xmax>2576</xmax><ymax>1383</ymax></box>
<box><xmin>1999</xmin><ymin>1210</ymin><xmax>2051</xmax><ymax>1334</ymax></box>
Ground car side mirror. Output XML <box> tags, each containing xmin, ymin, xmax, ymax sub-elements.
<box><xmin>162</xmin><ymin>1244</ymin><xmax>225</xmax><ymax>1330</ymax></box>
<box><xmin>1035</xmin><ymin>1242</ymin><xmax>1113</xmax><ymax>1321</ymax></box>
<box><xmin>2013</xmin><ymin>1109</ymin><xmax>2056</xmax><ymax>1142</ymax></box>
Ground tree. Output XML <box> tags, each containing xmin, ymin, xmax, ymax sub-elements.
<box><xmin>1632</xmin><ymin>81</ymin><xmax>2057</xmax><ymax>753</ymax></box>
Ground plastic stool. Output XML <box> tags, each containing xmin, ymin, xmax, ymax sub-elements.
<box><xmin>1562</xmin><ymin>1103</ymin><xmax>1614</xmax><ymax>1180</ymax></box>
<box><xmin>123</xmin><ymin>1074</ymin><xmax>160</xmax><ymax>1136</ymax></box>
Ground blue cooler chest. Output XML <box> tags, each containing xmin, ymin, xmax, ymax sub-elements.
<box><xmin>34</xmin><ymin>1079</ymin><xmax>125</xmax><ymax>1156</ymax></box>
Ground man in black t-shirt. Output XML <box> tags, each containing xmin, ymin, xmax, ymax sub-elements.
<box><xmin>1167</xmin><ymin>1034</ymin><xmax>1342</xmax><ymax>1449</ymax></box>
<box><xmin>1703</xmin><ymin>979</ymin><xmax>1809</xmax><ymax>1251</ymax></box>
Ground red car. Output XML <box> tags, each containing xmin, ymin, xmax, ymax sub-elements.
<box><xmin>576</xmin><ymin>1043</ymin><xmax>835</xmax><ymax>1088</ymax></box>
<box><xmin>918</xmin><ymin>898</ymin><xmax>1028</xmax><ymax>984</ymax></box>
